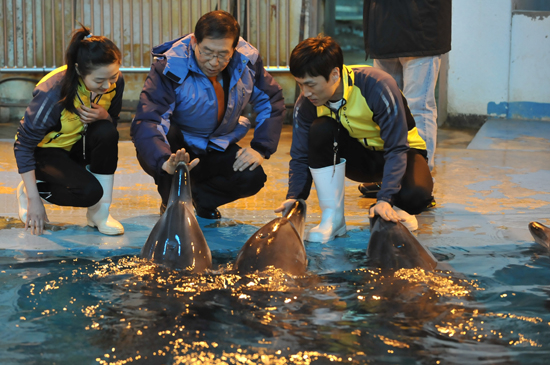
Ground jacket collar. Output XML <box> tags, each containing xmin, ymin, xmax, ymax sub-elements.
<box><xmin>152</xmin><ymin>34</ymin><xmax>259</xmax><ymax>84</ymax></box>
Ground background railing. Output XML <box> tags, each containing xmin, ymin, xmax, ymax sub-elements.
<box><xmin>0</xmin><ymin>0</ymin><xmax>298</xmax><ymax>73</ymax></box>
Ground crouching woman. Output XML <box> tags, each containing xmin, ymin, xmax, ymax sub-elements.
<box><xmin>14</xmin><ymin>26</ymin><xmax>125</xmax><ymax>236</ymax></box>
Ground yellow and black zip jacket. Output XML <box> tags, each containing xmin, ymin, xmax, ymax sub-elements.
<box><xmin>287</xmin><ymin>65</ymin><xmax>426</xmax><ymax>203</ymax></box>
<box><xmin>14</xmin><ymin>65</ymin><xmax>124</xmax><ymax>174</ymax></box>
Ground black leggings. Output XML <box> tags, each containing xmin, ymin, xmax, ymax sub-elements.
<box><xmin>34</xmin><ymin>119</ymin><xmax>119</xmax><ymax>207</ymax></box>
<box><xmin>308</xmin><ymin>116</ymin><xmax>433</xmax><ymax>214</ymax></box>
<box><xmin>137</xmin><ymin>124</ymin><xmax>267</xmax><ymax>210</ymax></box>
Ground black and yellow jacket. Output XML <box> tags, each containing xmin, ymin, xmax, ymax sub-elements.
<box><xmin>14</xmin><ymin>65</ymin><xmax>124</xmax><ymax>174</ymax></box>
<box><xmin>287</xmin><ymin>65</ymin><xmax>426</xmax><ymax>203</ymax></box>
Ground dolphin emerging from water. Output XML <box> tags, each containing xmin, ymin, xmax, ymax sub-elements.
<box><xmin>367</xmin><ymin>216</ymin><xmax>451</xmax><ymax>271</ymax></box>
<box><xmin>528</xmin><ymin>221</ymin><xmax>550</xmax><ymax>251</ymax></box>
<box><xmin>234</xmin><ymin>199</ymin><xmax>308</xmax><ymax>275</ymax></box>
<box><xmin>141</xmin><ymin>162</ymin><xmax>212</xmax><ymax>272</ymax></box>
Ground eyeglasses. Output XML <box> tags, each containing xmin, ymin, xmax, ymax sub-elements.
<box><xmin>196</xmin><ymin>44</ymin><xmax>233</xmax><ymax>63</ymax></box>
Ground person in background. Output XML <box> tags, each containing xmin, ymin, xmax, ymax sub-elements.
<box><xmin>276</xmin><ymin>36</ymin><xmax>434</xmax><ymax>242</ymax></box>
<box><xmin>131</xmin><ymin>10</ymin><xmax>284</xmax><ymax>219</ymax></box>
<box><xmin>14</xmin><ymin>26</ymin><xmax>125</xmax><ymax>236</ymax></box>
<box><xmin>360</xmin><ymin>0</ymin><xmax>451</xmax><ymax>196</ymax></box>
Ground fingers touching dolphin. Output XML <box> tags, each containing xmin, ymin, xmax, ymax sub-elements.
<box><xmin>141</xmin><ymin>162</ymin><xmax>212</xmax><ymax>272</ymax></box>
<box><xmin>235</xmin><ymin>199</ymin><xmax>308</xmax><ymax>275</ymax></box>
<box><xmin>528</xmin><ymin>221</ymin><xmax>550</xmax><ymax>250</ymax></box>
<box><xmin>367</xmin><ymin>216</ymin><xmax>451</xmax><ymax>271</ymax></box>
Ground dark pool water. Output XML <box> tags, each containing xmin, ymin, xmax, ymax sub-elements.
<box><xmin>1</xmin><ymin>226</ymin><xmax>549</xmax><ymax>365</ymax></box>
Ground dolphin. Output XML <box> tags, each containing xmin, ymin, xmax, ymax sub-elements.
<box><xmin>367</xmin><ymin>216</ymin><xmax>451</xmax><ymax>271</ymax></box>
<box><xmin>234</xmin><ymin>199</ymin><xmax>308</xmax><ymax>275</ymax></box>
<box><xmin>528</xmin><ymin>221</ymin><xmax>550</xmax><ymax>250</ymax></box>
<box><xmin>141</xmin><ymin>162</ymin><xmax>212</xmax><ymax>272</ymax></box>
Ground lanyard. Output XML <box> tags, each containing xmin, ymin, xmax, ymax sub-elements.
<box><xmin>76</xmin><ymin>91</ymin><xmax>103</xmax><ymax>159</ymax></box>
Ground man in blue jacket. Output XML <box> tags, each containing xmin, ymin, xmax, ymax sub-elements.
<box><xmin>131</xmin><ymin>11</ymin><xmax>285</xmax><ymax>219</ymax></box>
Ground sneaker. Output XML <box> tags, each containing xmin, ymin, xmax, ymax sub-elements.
<box><xmin>393</xmin><ymin>206</ymin><xmax>418</xmax><ymax>231</ymax></box>
<box><xmin>358</xmin><ymin>182</ymin><xmax>382</xmax><ymax>198</ymax></box>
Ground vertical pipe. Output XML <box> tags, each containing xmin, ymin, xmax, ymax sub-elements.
<box><xmin>90</xmin><ymin>0</ymin><xmax>94</xmax><ymax>31</ymax></box>
<box><xmin>237</xmin><ymin>0</ymin><xmax>240</xmax><ymax>24</ymax></box>
<box><xmin>42</xmin><ymin>0</ymin><xmax>46</xmax><ymax>67</ymax></box>
<box><xmin>22</xmin><ymin>0</ymin><xmax>28</xmax><ymax>67</ymax></box>
<box><xmin>246</xmin><ymin>0</ymin><xmax>250</xmax><ymax>42</ymax></box>
<box><xmin>100</xmin><ymin>0</ymin><xmax>104</xmax><ymax>35</ymax></box>
<box><xmin>198</xmin><ymin>0</ymin><xmax>202</xmax><ymax>18</ymax></box>
<box><xmin>81</xmin><ymin>0</ymin><xmax>84</xmax><ymax>25</ymax></box>
<box><xmin>150</xmin><ymin>0</ymin><xmax>154</xmax><ymax>65</ymax></box>
<box><xmin>110</xmin><ymin>0</ymin><xmax>114</xmax><ymax>39</ymax></box>
<box><xmin>3</xmin><ymin>0</ymin><xmax>8</xmax><ymax>67</ymax></box>
<box><xmin>51</xmin><ymin>0</ymin><xmax>56</xmax><ymax>66</ymax></box>
<box><xmin>266</xmin><ymin>0</ymin><xmax>269</xmax><ymax>67</ymax></box>
<box><xmin>286</xmin><ymin>0</ymin><xmax>289</xmax><ymax>66</ymax></box>
<box><xmin>61</xmin><ymin>0</ymin><xmax>65</xmax><ymax>53</ymax></box>
<box><xmin>255</xmin><ymin>0</ymin><xmax>259</xmax><ymax>53</ymax></box>
<box><xmin>188</xmin><ymin>0</ymin><xmax>192</xmax><ymax>35</ymax></box>
<box><xmin>276</xmin><ymin>0</ymin><xmax>279</xmax><ymax>67</ymax></box>
<box><xmin>70</xmin><ymin>0</ymin><xmax>74</xmax><ymax>33</ymax></box>
<box><xmin>32</xmin><ymin>0</ymin><xmax>37</xmax><ymax>67</ymax></box>
<box><xmin>120</xmin><ymin>0</ymin><xmax>124</xmax><ymax>65</ymax></box>
<box><xmin>130</xmin><ymin>0</ymin><xmax>134</xmax><ymax>66</ymax></box>
<box><xmin>159</xmin><ymin>0</ymin><xmax>162</xmax><ymax>42</ymax></box>
<box><xmin>139</xmin><ymin>0</ymin><xmax>143</xmax><ymax>67</ymax></box>
<box><xmin>178</xmin><ymin>0</ymin><xmax>182</xmax><ymax>36</ymax></box>
<box><xmin>12</xmin><ymin>0</ymin><xmax>18</xmax><ymax>67</ymax></box>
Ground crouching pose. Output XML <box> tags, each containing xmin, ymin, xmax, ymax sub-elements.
<box><xmin>14</xmin><ymin>26</ymin><xmax>124</xmax><ymax>236</ymax></box>
<box><xmin>275</xmin><ymin>36</ymin><xmax>434</xmax><ymax>242</ymax></box>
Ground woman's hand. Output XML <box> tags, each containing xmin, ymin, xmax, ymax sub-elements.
<box><xmin>162</xmin><ymin>148</ymin><xmax>200</xmax><ymax>175</ymax></box>
<box><xmin>78</xmin><ymin>103</ymin><xmax>111</xmax><ymax>124</ymax></box>
<box><xmin>26</xmin><ymin>196</ymin><xmax>49</xmax><ymax>235</ymax></box>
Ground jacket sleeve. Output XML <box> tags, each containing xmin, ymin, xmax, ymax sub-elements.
<box><xmin>130</xmin><ymin>59</ymin><xmax>177</xmax><ymax>176</ymax></box>
<box><xmin>13</xmin><ymin>86</ymin><xmax>63</xmax><ymax>174</ymax></box>
<box><xmin>107</xmin><ymin>73</ymin><xmax>125</xmax><ymax>126</ymax></box>
<box><xmin>357</xmin><ymin>69</ymin><xmax>410</xmax><ymax>204</ymax></box>
<box><xmin>286</xmin><ymin>95</ymin><xmax>315</xmax><ymax>200</ymax></box>
<box><xmin>247</xmin><ymin>55</ymin><xmax>285</xmax><ymax>159</ymax></box>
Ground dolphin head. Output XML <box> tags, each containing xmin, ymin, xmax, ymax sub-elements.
<box><xmin>528</xmin><ymin>221</ymin><xmax>550</xmax><ymax>250</ymax></box>
<box><xmin>367</xmin><ymin>216</ymin><xmax>438</xmax><ymax>271</ymax></box>
<box><xmin>234</xmin><ymin>200</ymin><xmax>308</xmax><ymax>276</ymax></box>
<box><xmin>140</xmin><ymin>162</ymin><xmax>212</xmax><ymax>272</ymax></box>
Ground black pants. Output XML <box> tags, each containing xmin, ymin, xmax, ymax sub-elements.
<box><xmin>137</xmin><ymin>124</ymin><xmax>267</xmax><ymax>210</ymax></box>
<box><xmin>34</xmin><ymin>119</ymin><xmax>119</xmax><ymax>207</ymax></box>
<box><xmin>308</xmin><ymin>116</ymin><xmax>433</xmax><ymax>214</ymax></box>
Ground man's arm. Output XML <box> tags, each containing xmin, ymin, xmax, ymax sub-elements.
<box><xmin>130</xmin><ymin>59</ymin><xmax>178</xmax><ymax>177</ymax></box>
<box><xmin>247</xmin><ymin>55</ymin><xmax>285</xmax><ymax>159</ymax></box>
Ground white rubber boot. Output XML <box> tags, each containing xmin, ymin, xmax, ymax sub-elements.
<box><xmin>393</xmin><ymin>206</ymin><xmax>418</xmax><ymax>231</ymax></box>
<box><xmin>86</xmin><ymin>167</ymin><xmax>124</xmax><ymax>235</ymax></box>
<box><xmin>306</xmin><ymin>159</ymin><xmax>347</xmax><ymax>243</ymax></box>
<box><xmin>17</xmin><ymin>181</ymin><xmax>27</xmax><ymax>223</ymax></box>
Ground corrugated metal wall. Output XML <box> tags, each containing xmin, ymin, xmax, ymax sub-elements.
<box><xmin>0</xmin><ymin>0</ymin><xmax>301</xmax><ymax>73</ymax></box>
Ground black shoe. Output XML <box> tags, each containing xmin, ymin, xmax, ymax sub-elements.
<box><xmin>193</xmin><ymin>203</ymin><xmax>222</xmax><ymax>219</ymax></box>
<box><xmin>427</xmin><ymin>197</ymin><xmax>437</xmax><ymax>209</ymax></box>
<box><xmin>358</xmin><ymin>182</ymin><xmax>381</xmax><ymax>198</ymax></box>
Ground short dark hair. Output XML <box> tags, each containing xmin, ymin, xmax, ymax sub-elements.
<box><xmin>289</xmin><ymin>35</ymin><xmax>343</xmax><ymax>81</ymax></box>
<box><xmin>194</xmin><ymin>10</ymin><xmax>241</xmax><ymax>48</ymax></box>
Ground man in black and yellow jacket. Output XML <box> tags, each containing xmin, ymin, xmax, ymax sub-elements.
<box><xmin>275</xmin><ymin>36</ymin><xmax>434</xmax><ymax>242</ymax></box>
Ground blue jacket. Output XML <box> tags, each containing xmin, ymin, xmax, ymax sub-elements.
<box><xmin>131</xmin><ymin>35</ymin><xmax>285</xmax><ymax>176</ymax></box>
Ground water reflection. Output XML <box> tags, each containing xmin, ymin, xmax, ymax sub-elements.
<box><xmin>8</xmin><ymin>254</ymin><xmax>549</xmax><ymax>364</ymax></box>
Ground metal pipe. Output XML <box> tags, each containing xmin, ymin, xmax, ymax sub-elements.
<box><xmin>139</xmin><ymin>0</ymin><xmax>144</xmax><ymax>67</ymax></box>
<box><xmin>51</xmin><ymin>0</ymin><xmax>56</xmax><ymax>67</ymax></box>
<box><xmin>0</xmin><ymin>66</ymin><xmax>289</xmax><ymax>73</ymax></box>
<box><xmin>130</xmin><ymin>0</ymin><xmax>134</xmax><ymax>67</ymax></box>
<box><xmin>100</xmin><ymin>0</ymin><xmax>104</xmax><ymax>35</ymax></box>
<box><xmin>32</xmin><ymin>0</ymin><xmax>37</xmax><ymax>67</ymax></box>
<box><xmin>90</xmin><ymin>0</ymin><xmax>94</xmax><ymax>32</ymax></box>
<box><xmin>276</xmin><ymin>0</ymin><xmax>280</xmax><ymax>67</ymax></box>
<box><xmin>188</xmin><ymin>0</ymin><xmax>192</xmax><ymax>36</ymax></box>
<box><xmin>81</xmin><ymin>0</ymin><xmax>84</xmax><ymax>26</ymax></box>
<box><xmin>151</xmin><ymin>0</ymin><xmax>154</xmax><ymax>65</ymax></box>
<box><xmin>42</xmin><ymin>0</ymin><xmax>46</xmax><ymax>68</ymax></box>
<box><xmin>237</xmin><ymin>0</ymin><xmax>240</xmax><ymax>23</ymax></box>
<box><xmin>169</xmin><ymin>0</ymin><xmax>173</xmax><ymax>40</ymax></box>
<box><xmin>246</xmin><ymin>0</ymin><xmax>250</xmax><ymax>42</ymax></box>
<box><xmin>3</xmin><ymin>0</ymin><xmax>8</xmax><ymax>67</ymax></box>
<box><xmin>256</xmin><ymin>0</ymin><xmax>259</xmax><ymax>53</ymax></box>
<box><xmin>12</xmin><ymin>0</ymin><xmax>17</xmax><ymax>67</ymax></box>
<box><xmin>110</xmin><ymin>0</ymin><xmax>114</xmax><ymax>40</ymax></box>
<box><xmin>61</xmin><ymin>0</ymin><xmax>65</xmax><ymax>53</ymax></box>
<box><xmin>266</xmin><ymin>0</ymin><xmax>270</xmax><ymax>67</ymax></box>
<box><xmin>120</xmin><ymin>0</ymin><xmax>123</xmax><ymax>65</ymax></box>
<box><xmin>22</xmin><ymin>0</ymin><xmax>28</xmax><ymax>67</ymax></box>
<box><xmin>286</xmin><ymin>0</ymin><xmax>289</xmax><ymax>66</ymax></box>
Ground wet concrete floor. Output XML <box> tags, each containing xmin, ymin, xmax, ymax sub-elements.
<box><xmin>1</xmin><ymin>119</ymin><xmax>549</xmax><ymax>274</ymax></box>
